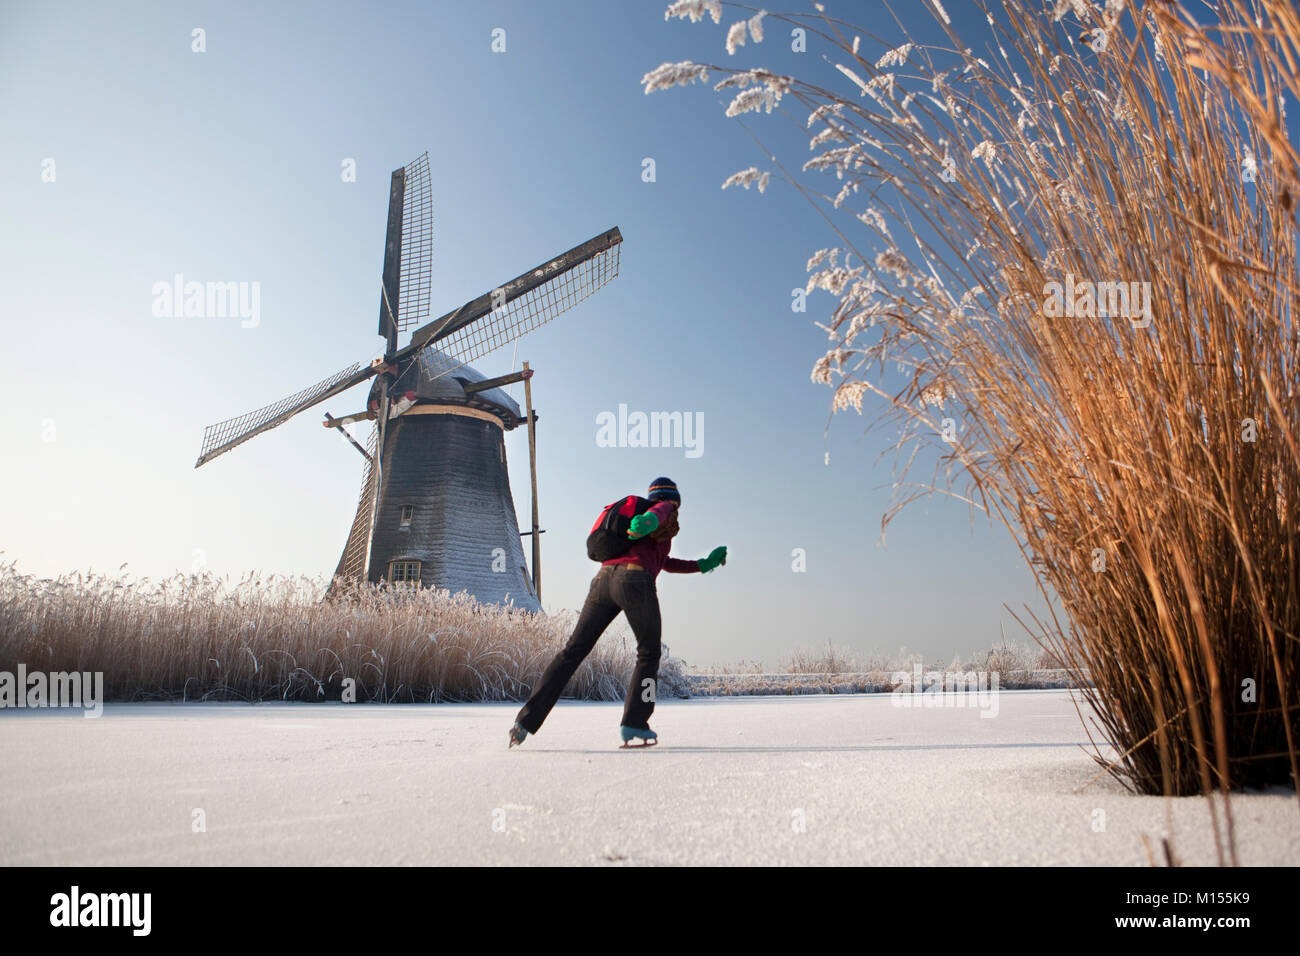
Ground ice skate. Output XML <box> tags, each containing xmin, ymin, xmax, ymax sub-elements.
<box><xmin>508</xmin><ymin>721</ymin><xmax>529</xmax><ymax>748</ymax></box>
<box><xmin>619</xmin><ymin>725</ymin><xmax>658</xmax><ymax>748</ymax></box>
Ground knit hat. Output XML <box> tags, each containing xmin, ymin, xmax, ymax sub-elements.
<box><xmin>647</xmin><ymin>477</ymin><xmax>680</xmax><ymax>504</ymax></box>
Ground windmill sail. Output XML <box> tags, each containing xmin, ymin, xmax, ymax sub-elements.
<box><xmin>378</xmin><ymin>152</ymin><xmax>435</xmax><ymax>354</ymax></box>
<box><xmin>396</xmin><ymin>227</ymin><xmax>622</xmax><ymax>377</ymax></box>
<box><xmin>195</xmin><ymin>225</ymin><xmax>619</xmax><ymax>470</ymax></box>
<box><xmin>194</xmin><ymin>361</ymin><xmax>372</xmax><ymax>468</ymax></box>
<box><xmin>334</xmin><ymin>423</ymin><xmax>379</xmax><ymax>581</ymax></box>
<box><xmin>394</xmin><ymin>152</ymin><xmax>434</xmax><ymax>334</ymax></box>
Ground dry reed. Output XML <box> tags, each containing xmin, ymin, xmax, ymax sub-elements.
<box><xmin>0</xmin><ymin>561</ymin><xmax>689</xmax><ymax>704</ymax></box>
<box><xmin>648</xmin><ymin>0</ymin><xmax>1300</xmax><ymax>860</ymax></box>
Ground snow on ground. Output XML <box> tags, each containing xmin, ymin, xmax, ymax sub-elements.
<box><xmin>1</xmin><ymin>690</ymin><xmax>1296</xmax><ymax>866</ymax></box>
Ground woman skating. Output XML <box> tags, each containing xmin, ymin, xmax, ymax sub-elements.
<box><xmin>509</xmin><ymin>477</ymin><xmax>727</xmax><ymax>748</ymax></box>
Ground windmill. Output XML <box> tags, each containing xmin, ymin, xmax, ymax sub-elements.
<box><xmin>194</xmin><ymin>152</ymin><xmax>622</xmax><ymax>611</ymax></box>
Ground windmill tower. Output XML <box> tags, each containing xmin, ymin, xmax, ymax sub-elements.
<box><xmin>194</xmin><ymin>152</ymin><xmax>622</xmax><ymax>610</ymax></box>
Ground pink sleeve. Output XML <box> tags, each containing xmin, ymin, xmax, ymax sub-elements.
<box><xmin>648</xmin><ymin>501</ymin><xmax>678</xmax><ymax>523</ymax></box>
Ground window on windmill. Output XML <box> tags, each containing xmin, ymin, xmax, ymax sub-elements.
<box><xmin>389</xmin><ymin>560</ymin><xmax>421</xmax><ymax>584</ymax></box>
<box><xmin>400</xmin><ymin>505</ymin><xmax>415</xmax><ymax>528</ymax></box>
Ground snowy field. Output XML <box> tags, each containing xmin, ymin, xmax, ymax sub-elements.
<box><xmin>2</xmin><ymin>690</ymin><xmax>1297</xmax><ymax>866</ymax></box>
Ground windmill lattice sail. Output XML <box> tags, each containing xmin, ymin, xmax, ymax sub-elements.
<box><xmin>397</xmin><ymin>228</ymin><xmax>622</xmax><ymax>375</ymax></box>
<box><xmin>195</xmin><ymin>361</ymin><xmax>366</xmax><ymax>468</ymax></box>
<box><xmin>430</xmin><ymin>237</ymin><xmax>621</xmax><ymax>378</ymax></box>
<box><xmin>394</xmin><ymin>151</ymin><xmax>434</xmax><ymax>334</ymax></box>
<box><xmin>334</xmin><ymin>424</ymin><xmax>379</xmax><ymax>582</ymax></box>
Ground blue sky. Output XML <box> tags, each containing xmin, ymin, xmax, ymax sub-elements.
<box><xmin>0</xmin><ymin>0</ymin><xmax>1050</xmax><ymax>667</ymax></box>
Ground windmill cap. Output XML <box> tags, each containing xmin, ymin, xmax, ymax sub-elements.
<box><xmin>647</xmin><ymin>478</ymin><xmax>680</xmax><ymax>503</ymax></box>
<box><xmin>378</xmin><ymin>347</ymin><xmax>523</xmax><ymax>427</ymax></box>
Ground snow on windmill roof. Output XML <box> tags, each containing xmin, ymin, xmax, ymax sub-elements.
<box><xmin>387</xmin><ymin>347</ymin><xmax>523</xmax><ymax>426</ymax></box>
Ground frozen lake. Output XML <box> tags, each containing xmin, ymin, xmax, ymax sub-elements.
<box><xmin>2</xmin><ymin>691</ymin><xmax>1296</xmax><ymax>865</ymax></box>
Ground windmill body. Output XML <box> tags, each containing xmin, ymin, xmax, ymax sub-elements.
<box><xmin>196</xmin><ymin>152</ymin><xmax>621</xmax><ymax>611</ymax></box>
<box><xmin>345</xmin><ymin>348</ymin><xmax>538</xmax><ymax>610</ymax></box>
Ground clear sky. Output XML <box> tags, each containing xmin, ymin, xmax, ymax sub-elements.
<box><xmin>0</xmin><ymin>0</ymin><xmax>1050</xmax><ymax>668</ymax></box>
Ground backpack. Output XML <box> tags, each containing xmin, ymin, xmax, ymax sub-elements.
<box><xmin>586</xmin><ymin>495</ymin><xmax>653</xmax><ymax>562</ymax></box>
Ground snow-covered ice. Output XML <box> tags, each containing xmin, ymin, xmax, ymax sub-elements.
<box><xmin>2</xmin><ymin>691</ymin><xmax>1296</xmax><ymax>866</ymax></box>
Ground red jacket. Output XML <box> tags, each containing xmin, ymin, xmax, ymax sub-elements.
<box><xmin>601</xmin><ymin>500</ymin><xmax>699</xmax><ymax>578</ymax></box>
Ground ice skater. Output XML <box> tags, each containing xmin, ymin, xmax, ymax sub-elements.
<box><xmin>509</xmin><ymin>477</ymin><xmax>727</xmax><ymax>748</ymax></box>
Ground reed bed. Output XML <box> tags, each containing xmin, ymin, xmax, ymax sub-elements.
<box><xmin>690</xmin><ymin>640</ymin><xmax>1080</xmax><ymax>694</ymax></box>
<box><xmin>0</xmin><ymin>562</ymin><xmax>689</xmax><ymax>704</ymax></box>
<box><xmin>773</xmin><ymin>639</ymin><xmax>1061</xmax><ymax>675</ymax></box>
<box><xmin>695</xmin><ymin>640</ymin><xmax>1060</xmax><ymax>676</ymax></box>
<box><xmin>648</xmin><ymin>0</ymin><xmax>1300</xmax><ymax>856</ymax></box>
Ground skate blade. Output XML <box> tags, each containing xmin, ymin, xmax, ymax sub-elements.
<box><xmin>619</xmin><ymin>739</ymin><xmax>658</xmax><ymax>748</ymax></box>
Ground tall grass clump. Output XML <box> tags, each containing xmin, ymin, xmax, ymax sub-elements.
<box><xmin>780</xmin><ymin>640</ymin><xmax>860</xmax><ymax>673</ymax></box>
<box><xmin>646</xmin><ymin>0</ymin><xmax>1300</xmax><ymax>853</ymax></box>
<box><xmin>0</xmin><ymin>562</ymin><xmax>689</xmax><ymax>703</ymax></box>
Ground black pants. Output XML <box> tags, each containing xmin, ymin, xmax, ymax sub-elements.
<box><xmin>515</xmin><ymin>565</ymin><xmax>662</xmax><ymax>733</ymax></box>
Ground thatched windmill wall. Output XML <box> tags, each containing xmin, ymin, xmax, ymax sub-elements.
<box><xmin>343</xmin><ymin>348</ymin><xmax>538</xmax><ymax>611</ymax></box>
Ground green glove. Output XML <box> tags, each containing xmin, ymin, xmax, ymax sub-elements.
<box><xmin>627</xmin><ymin>512</ymin><xmax>659</xmax><ymax>539</ymax></box>
<box><xmin>698</xmin><ymin>546</ymin><xmax>728</xmax><ymax>573</ymax></box>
